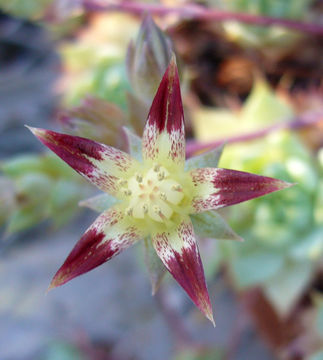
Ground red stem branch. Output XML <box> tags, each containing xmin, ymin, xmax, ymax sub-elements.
<box><xmin>185</xmin><ymin>110</ymin><xmax>323</xmax><ymax>158</ymax></box>
<box><xmin>82</xmin><ymin>0</ymin><xmax>323</xmax><ymax>36</ymax></box>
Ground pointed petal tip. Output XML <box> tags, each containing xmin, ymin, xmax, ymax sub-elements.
<box><xmin>271</xmin><ymin>179</ymin><xmax>295</xmax><ymax>193</ymax></box>
<box><xmin>166</xmin><ymin>53</ymin><xmax>178</xmax><ymax>79</ymax></box>
<box><xmin>25</xmin><ymin>125</ymin><xmax>47</xmax><ymax>139</ymax></box>
<box><xmin>238</xmin><ymin>236</ymin><xmax>245</xmax><ymax>242</ymax></box>
<box><xmin>169</xmin><ymin>52</ymin><xmax>177</xmax><ymax>66</ymax></box>
<box><xmin>25</xmin><ymin>124</ymin><xmax>37</xmax><ymax>134</ymax></box>
<box><xmin>46</xmin><ymin>281</ymin><xmax>57</xmax><ymax>294</ymax></box>
<box><xmin>142</xmin><ymin>12</ymin><xmax>153</xmax><ymax>25</ymax></box>
<box><xmin>283</xmin><ymin>181</ymin><xmax>296</xmax><ymax>189</ymax></box>
<box><xmin>204</xmin><ymin>306</ymin><xmax>215</xmax><ymax>326</ymax></box>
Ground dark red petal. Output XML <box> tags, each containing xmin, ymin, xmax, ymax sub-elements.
<box><xmin>142</xmin><ymin>56</ymin><xmax>185</xmax><ymax>166</ymax></box>
<box><xmin>190</xmin><ymin>167</ymin><xmax>293</xmax><ymax>213</ymax></box>
<box><xmin>49</xmin><ymin>207</ymin><xmax>142</xmax><ymax>289</ymax></box>
<box><xmin>152</xmin><ymin>217</ymin><xmax>214</xmax><ymax>324</ymax></box>
<box><xmin>27</xmin><ymin>127</ymin><xmax>137</xmax><ymax>195</ymax></box>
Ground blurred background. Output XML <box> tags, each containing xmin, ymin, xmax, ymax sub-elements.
<box><xmin>0</xmin><ymin>1</ymin><xmax>322</xmax><ymax>359</ymax></box>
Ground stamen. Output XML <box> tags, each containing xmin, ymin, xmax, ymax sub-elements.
<box><xmin>159</xmin><ymin>192</ymin><xmax>167</xmax><ymax>201</ymax></box>
<box><xmin>118</xmin><ymin>179</ymin><xmax>128</xmax><ymax>187</ymax></box>
<box><xmin>171</xmin><ymin>185</ymin><xmax>182</xmax><ymax>192</ymax></box>
<box><xmin>135</xmin><ymin>173</ymin><xmax>143</xmax><ymax>183</ymax></box>
<box><xmin>123</xmin><ymin>189</ymin><xmax>132</xmax><ymax>196</ymax></box>
<box><xmin>153</xmin><ymin>164</ymin><xmax>160</xmax><ymax>172</ymax></box>
<box><xmin>153</xmin><ymin>205</ymin><xmax>166</xmax><ymax>219</ymax></box>
<box><xmin>153</xmin><ymin>205</ymin><xmax>161</xmax><ymax>214</ymax></box>
<box><xmin>142</xmin><ymin>203</ymin><xmax>148</xmax><ymax>214</ymax></box>
<box><xmin>125</xmin><ymin>207</ymin><xmax>133</xmax><ymax>216</ymax></box>
<box><xmin>157</xmin><ymin>171</ymin><xmax>165</xmax><ymax>181</ymax></box>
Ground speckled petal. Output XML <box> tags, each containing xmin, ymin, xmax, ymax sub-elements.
<box><xmin>190</xmin><ymin>167</ymin><xmax>293</xmax><ymax>213</ymax></box>
<box><xmin>142</xmin><ymin>57</ymin><xmax>185</xmax><ymax>168</ymax></box>
<box><xmin>152</xmin><ymin>216</ymin><xmax>214</xmax><ymax>324</ymax></box>
<box><xmin>49</xmin><ymin>206</ymin><xmax>143</xmax><ymax>289</ymax></box>
<box><xmin>27</xmin><ymin>127</ymin><xmax>138</xmax><ymax>196</ymax></box>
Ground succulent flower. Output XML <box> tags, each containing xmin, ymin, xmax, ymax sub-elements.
<box><xmin>27</xmin><ymin>57</ymin><xmax>291</xmax><ymax>324</ymax></box>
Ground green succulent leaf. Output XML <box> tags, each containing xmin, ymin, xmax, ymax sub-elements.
<box><xmin>143</xmin><ymin>237</ymin><xmax>166</xmax><ymax>295</ymax></box>
<box><xmin>49</xmin><ymin>180</ymin><xmax>86</xmax><ymax>228</ymax></box>
<box><xmin>6</xmin><ymin>205</ymin><xmax>46</xmax><ymax>235</ymax></box>
<box><xmin>185</xmin><ymin>144</ymin><xmax>225</xmax><ymax>171</ymax></box>
<box><xmin>263</xmin><ymin>261</ymin><xmax>313</xmax><ymax>316</ymax></box>
<box><xmin>191</xmin><ymin>211</ymin><xmax>242</xmax><ymax>242</ymax></box>
<box><xmin>0</xmin><ymin>0</ymin><xmax>53</xmax><ymax>19</ymax></box>
<box><xmin>290</xmin><ymin>227</ymin><xmax>323</xmax><ymax>261</ymax></box>
<box><xmin>231</xmin><ymin>251</ymin><xmax>284</xmax><ymax>288</ymax></box>
<box><xmin>79</xmin><ymin>193</ymin><xmax>118</xmax><ymax>213</ymax></box>
<box><xmin>1</xmin><ymin>155</ymin><xmax>45</xmax><ymax>177</ymax></box>
<box><xmin>123</xmin><ymin>126</ymin><xmax>143</xmax><ymax>162</ymax></box>
<box><xmin>308</xmin><ymin>351</ymin><xmax>323</xmax><ymax>360</ymax></box>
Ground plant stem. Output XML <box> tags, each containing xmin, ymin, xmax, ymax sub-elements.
<box><xmin>82</xmin><ymin>0</ymin><xmax>323</xmax><ymax>36</ymax></box>
<box><xmin>185</xmin><ymin>109</ymin><xmax>323</xmax><ymax>157</ymax></box>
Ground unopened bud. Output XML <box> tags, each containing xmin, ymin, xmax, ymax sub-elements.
<box><xmin>126</xmin><ymin>14</ymin><xmax>172</xmax><ymax>104</ymax></box>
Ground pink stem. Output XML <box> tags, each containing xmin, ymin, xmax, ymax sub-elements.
<box><xmin>82</xmin><ymin>0</ymin><xmax>323</xmax><ymax>36</ymax></box>
<box><xmin>185</xmin><ymin>110</ymin><xmax>323</xmax><ymax>157</ymax></box>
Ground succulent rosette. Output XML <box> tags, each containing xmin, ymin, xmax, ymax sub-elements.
<box><xmin>28</xmin><ymin>57</ymin><xmax>291</xmax><ymax>324</ymax></box>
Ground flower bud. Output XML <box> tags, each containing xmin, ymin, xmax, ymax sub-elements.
<box><xmin>59</xmin><ymin>96</ymin><xmax>127</xmax><ymax>150</ymax></box>
<box><xmin>126</xmin><ymin>15</ymin><xmax>172</xmax><ymax>105</ymax></box>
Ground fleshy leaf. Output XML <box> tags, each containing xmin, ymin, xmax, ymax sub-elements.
<box><xmin>126</xmin><ymin>14</ymin><xmax>172</xmax><ymax>105</ymax></box>
<box><xmin>27</xmin><ymin>127</ymin><xmax>138</xmax><ymax>196</ymax></box>
<box><xmin>152</xmin><ymin>216</ymin><xmax>214</xmax><ymax>324</ymax></box>
<box><xmin>123</xmin><ymin>126</ymin><xmax>143</xmax><ymax>162</ymax></box>
<box><xmin>185</xmin><ymin>144</ymin><xmax>224</xmax><ymax>171</ymax></box>
<box><xmin>49</xmin><ymin>179</ymin><xmax>86</xmax><ymax>228</ymax></box>
<box><xmin>144</xmin><ymin>237</ymin><xmax>166</xmax><ymax>295</ymax></box>
<box><xmin>190</xmin><ymin>211</ymin><xmax>242</xmax><ymax>241</ymax></box>
<box><xmin>79</xmin><ymin>193</ymin><xmax>118</xmax><ymax>213</ymax></box>
<box><xmin>59</xmin><ymin>96</ymin><xmax>127</xmax><ymax>149</ymax></box>
<box><xmin>127</xmin><ymin>92</ymin><xmax>148</xmax><ymax>136</ymax></box>
<box><xmin>49</xmin><ymin>206</ymin><xmax>143</xmax><ymax>289</ymax></box>
<box><xmin>231</xmin><ymin>252</ymin><xmax>284</xmax><ymax>288</ymax></box>
<box><xmin>142</xmin><ymin>57</ymin><xmax>185</xmax><ymax>168</ymax></box>
<box><xmin>190</xmin><ymin>167</ymin><xmax>293</xmax><ymax>213</ymax></box>
<box><xmin>263</xmin><ymin>261</ymin><xmax>313</xmax><ymax>317</ymax></box>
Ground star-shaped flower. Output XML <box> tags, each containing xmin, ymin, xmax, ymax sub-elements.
<box><xmin>28</xmin><ymin>58</ymin><xmax>291</xmax><ymax>324</ymax></box>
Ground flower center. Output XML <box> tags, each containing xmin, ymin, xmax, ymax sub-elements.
<box><xmin>120</xmin><ymin>164</ymin><xmax>184</xmax><ymax>223</ymax></box>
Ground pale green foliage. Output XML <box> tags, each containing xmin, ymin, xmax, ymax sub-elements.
<box><xmin>193</xmin><ymin>79</ymin><xmax>322</xmax><ymax>316</ymax></box>
<box><xmin>216</xmin><ymin>0</ymin><xmax>313</xmax><ymax>54</ymax></box>
<box><xmin>191</xmin><ymin>211</ymin><xmax>242</xmax><ymax>242</ymax></box>
<box><xmin>0</xmin><ymin>0</ymin><xmax>53</xmax><ymax>19</ymax></box>
<box><xmin>0</xmin><ymin>153</ymin><xmax>92</xmax><ymax>234</ymax></box>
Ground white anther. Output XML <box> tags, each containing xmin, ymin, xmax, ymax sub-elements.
<box><xmin>159</xmin><ymin>192</ymin><xmax>167</xmax><ymax>201</ymax></box>
<box><xmin>142</xmin><ymin>203</ymin><xmax>148</xmax><ymax>214</ymax></box>
<box><xmin>153</xmin><ymin>164</ymin><xmax>160</xmax><ymax>172</ymax></box>
<box><xmin>135</xmin><ymin>173</ymin><xmax>143</xmax><ymax>183</ymax></box>
<box><xmin>125</xmin><ymin>207</ymin><xmax>133</xmax><ymax>216</ymax></box>
<box><xmin>157</xmin><ymin>171</ymin><xmax>165</xmax><ymax>181</ymax></box>
<box><xmin>153</xmin><ymin>205</ymin><xmax>161</xmax><ymax>214</ymax></box>
<box><xmin>171</xmin><ymin>185</ymin><xmax>182</xmax><ymax>191</ymax></box>
<box><xmin>118</xmin><ymin>179</ymin><xmax>128</xmax><ymax>187</ymax></box>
